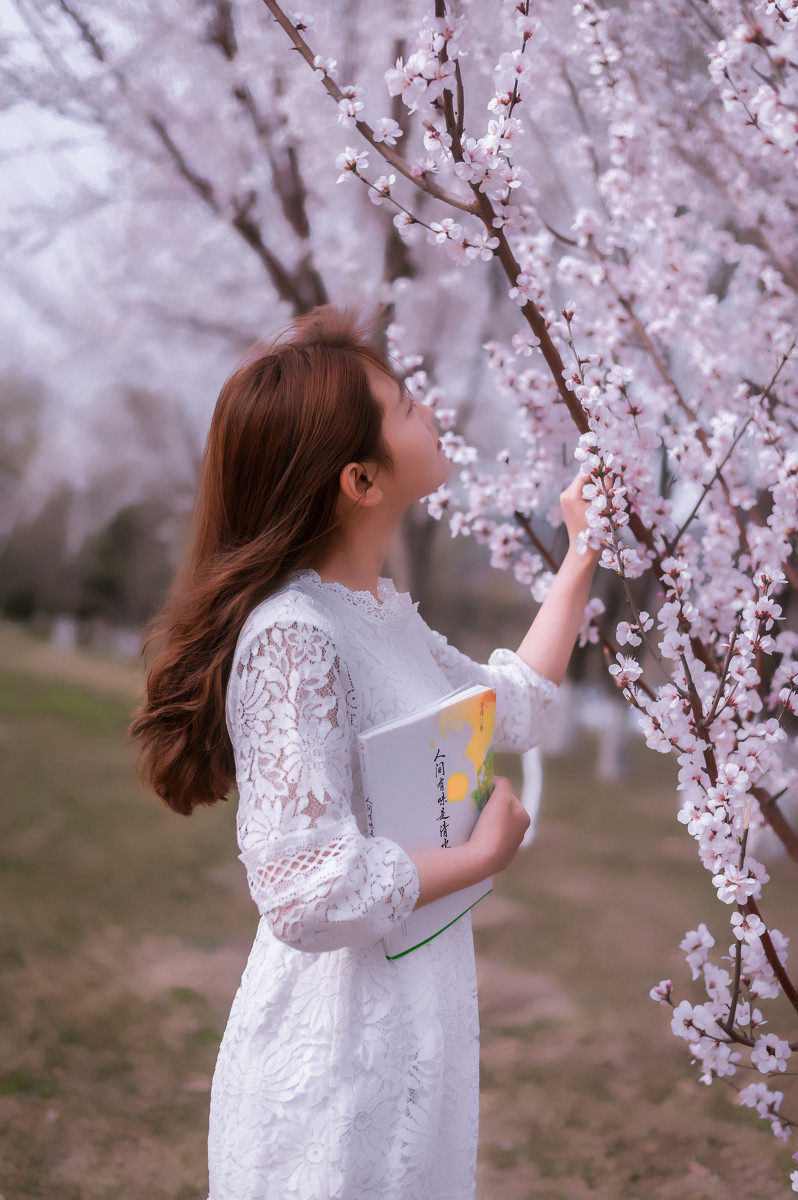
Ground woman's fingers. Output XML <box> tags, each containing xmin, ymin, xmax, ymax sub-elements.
<box><xmin>469</xmin><ymin>775</ymin><xmax>530</xmax><ymax>874</ymax></box>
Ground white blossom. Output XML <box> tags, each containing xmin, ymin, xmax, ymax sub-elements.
<box><xmin>313</xmin><ymin>55</ymin><xmax>338</xmax><ymax>79</ymax></box>
<box><xmin>368</xmin><ymin>174</ymin><xmax>396</xmax><ymax>206</ymax></box>
<box><xmin>731</xmin><ymin>911</ymin><xmax>766</xmax><ymax>944</ymax></box>
<box><xmin>751</xmin><ymin>1033</ymin><xmax>792</xmax><ymax>1074</ymax></box>
<box><xmin>372</xmin><ymin>117</ymin><xmax>403</xmax><ymax>145</ymax></box>
<box><xmin>334</xmin><ymin>147</ymin><xmax>368</xmax><ymax>183</ymax></box>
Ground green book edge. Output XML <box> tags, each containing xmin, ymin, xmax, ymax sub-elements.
<box><xmin>384</xmin><ymin>885</ymin><xmax>493</xmax><ymax>960</ymax></box>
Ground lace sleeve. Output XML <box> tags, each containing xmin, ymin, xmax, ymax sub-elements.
<box><xmin>229</xmin><ymin>620</ymin><xmax>420</xmax><ymax>952</ymax></box>
<box><xmin>419</xmin><ymin>621</ymin><xmax>560</xmax><ymax>754</ymax></box>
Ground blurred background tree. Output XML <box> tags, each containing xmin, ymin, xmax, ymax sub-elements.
<box><xmin>0</xmin><ymin>0</ymin><xmax>524</xmax><ymax>641</ymax></box>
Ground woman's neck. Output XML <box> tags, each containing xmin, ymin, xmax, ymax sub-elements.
<box><xmin>311</xmin><ymin>511</ymin><xmax>398</xmax><ymax>600</ymax></box>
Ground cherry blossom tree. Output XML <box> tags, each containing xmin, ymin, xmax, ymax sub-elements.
<box><xmin>0</xmin><ymin>1</ymin><xmax>435</xmax><ymax>590</ymax></box>
<box><xmin>256</xmin><ymin>0</ymin><xmax>798</xmax><ymax>1183</ymax></box>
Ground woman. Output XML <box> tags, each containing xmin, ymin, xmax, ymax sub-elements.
<box><xmin>131</xmin><ymin>306</ymin><xmax>599</xmax><ymax>1199</ymax></box>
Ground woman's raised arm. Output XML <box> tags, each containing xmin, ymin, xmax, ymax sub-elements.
<box><xmin>515</xmin><ymin>474</ymin><xmax>602</xmax><ymax>686</ymax></box>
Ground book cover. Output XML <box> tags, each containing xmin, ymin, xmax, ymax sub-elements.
<box><xmin>358</xmin><ymin>683</ymin><xmax>496</xmax><ymax>960</ymax></box>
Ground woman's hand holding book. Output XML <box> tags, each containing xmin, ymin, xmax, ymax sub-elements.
<box><xmin>466</xmin><ymin>775</ymin><xmax>530</xmax><ymax>875</ymax></box>
<box><xmin>410</xmin><ymin>776</ymin><xmax>528</xmax><ymax>910</ymax></box>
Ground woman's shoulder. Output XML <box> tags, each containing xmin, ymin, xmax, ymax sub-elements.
<box><xmin>233</xmin><ymin>575</ymin><xmax>340</xmax><ymax>663</ymax></box>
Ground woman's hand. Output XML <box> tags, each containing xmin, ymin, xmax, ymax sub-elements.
<box><xmin>559</xmin><ymin>472</ymin><xmax>597</xmax><ymax>554</ymax></box>
<box><xmin>467</xmin><ymin>775</ymin><xmax>530</xmax><ymax>875</ymax></box>
<box><xmin>409</xmin><ymin>776</ymin><xmax>529</xmax><ymax>909</ymax></box>
<box><xmin>514</xmin><ymin>471</ymin><xmax>603</xmax><ymax>684</ymax></box>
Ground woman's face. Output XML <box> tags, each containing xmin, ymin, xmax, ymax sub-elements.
<box><xmin>368</xmin><ymin>367</ymin><xmax>451</xmax><ymax>510</ymax></box>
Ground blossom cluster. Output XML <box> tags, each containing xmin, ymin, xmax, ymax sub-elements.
<box><xmin>651</xmin><ymin>907</ymin><xmax>792</xmax><ymax>1134</ymax></box>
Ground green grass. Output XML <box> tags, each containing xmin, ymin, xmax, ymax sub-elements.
<box><xmin>0</xmin><ymin>628</ymin><xmax>796</xmax><ymax>1199</ymax></box>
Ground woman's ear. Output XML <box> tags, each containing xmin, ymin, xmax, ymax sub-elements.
<box><xmin>338</xmin><ymin>461</ymin><xmax>384</xmax><ymax>508</ymax></box>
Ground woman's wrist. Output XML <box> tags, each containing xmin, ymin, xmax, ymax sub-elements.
<box><xmin>409</xmin><ymin>842</ymin><xmax>491</xmax><ymax>910</ymax></box>
<box><xmin>564</xmin><ymin>540</ymin><xmax>602</xmax><ymax>574</ymax></box>
<box><xmin>457</xmin><ymin>838</ymin><xmax>493</xmax><ymax>883</ymax></box>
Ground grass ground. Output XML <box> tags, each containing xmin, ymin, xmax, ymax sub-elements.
<box><xmin>0</xmin><ymin>620</ymin><xmax>795</xmax><ymax>1199</ymax></box>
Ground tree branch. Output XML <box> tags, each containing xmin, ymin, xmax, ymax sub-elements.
<box><xmin>147</xmin><ymin>116</ymin><xmax>220</xmax><ymax>213</ymax></box>
<box><xmin>744</xmin><ymin>895</ymin><xmax>798</xmax><ymax>1014</ymax></box>
<box><xmin>260</xmin><ymin>0</ymin><xmax>477</xmax><ymax>214</ymax></box>
<box><xmin>751</xmin><ymin>786</ymin><xmax>798</xmax><ymax>865</ymax></box>
<box><xmin>56</xmin><ymin>0</ymin><xmax>104</xmax><ymax>62</ymax></box>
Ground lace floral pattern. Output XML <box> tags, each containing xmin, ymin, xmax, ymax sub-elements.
<box><xmin>234</xmin><ymin>621</ymin><xmax>419</xmax><ymax>951</ymax></box>
<box><xmin>207</xmin><ymin>570</ymin><xmax>558</xmax><ymax>1200</ymax></box>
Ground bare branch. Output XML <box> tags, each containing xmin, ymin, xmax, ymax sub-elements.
<box><xmin>751</xmin><ymin>786</ymin><xmax>798</xmax><ymax>866</ymax></box>
<box><xmin>204</xmin><ymin>0</ymin><xmax>238</xmax><ymax>60</ymax></box>
<box><xmin>147</xmin><ymin>116</ymin><xmax>221</xmax><ymax>213</ymax></box>
<box><xmin>56</xmin><ymin>0</ymin><xmax>105</xmax><ymax>62</ymax></box>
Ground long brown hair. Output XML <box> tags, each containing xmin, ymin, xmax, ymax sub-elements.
<box><xmin>130</xmin><ymin>306</ymin><xmax>394</xmax><ymax>815</ymax></box>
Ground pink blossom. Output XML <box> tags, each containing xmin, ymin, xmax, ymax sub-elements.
<box><xmin>449</xmin><ymin>511</ymin><xmax>470</xmax><ymax>538</ymax></box>
<box><xmin>712</xmin><ymin>865</ymin><xmax>764</xmax><ymax>905</ymax></box>
<box><xmin>334</xmin><ymin>147</ymin><xmax>368</xmax><ymax>183</ymax></box>
<box><xmin>368</xmin><ymin>174</ymin><xmax>395</xmax><ymax>206</ymax></box>
<box><xmin>454</xmin><ymin>137</ymin><xmax>490</xmax><ymax>185</ymax></box>
<box><xmin>739</xmin><ymin>1080</ymin><xmax>784</xmax><ymax>1118</ymax></box>
<box><xmin>513</xmin><ymin>551</ymin><xmax>543</xmax><ymax>587</ymax></box>
<box><xmin>419</xmin><ymin>55</ymin><xmax>456</xmax><ymax>103</ymax></box>
<box><xmin>731</xmin><ymin>911</ymin><xmax>766</xmax><ymax>944</ymax></box>
<box><xmin>421</xmin><ymin>122</ymin><xmax>452</xmax><ymax>155</ymax></box>
<box><xmin>427</xmin><ymin>219</ymin><xmax>464</xmax><ymax>246</ymax></box>
<box><xmin>492</xmin><ymin>204</ymin><xmax>524</xmax><ymax>230</ymax></box>
<box><xmin>426</xmin><ymin>486</ymin><xmax>452</xmax><ymax>520</ymax></box>
<box><xmin>392</xmin><ymin>213</ymin><xmax>413</xmax><ymax>230</ymax></box>
<box><xmin>494</xmin><ymin>50</ymin><xmax>533</xmax><ymax>99</ymax></box>
<box><xmin>578</xmin><ymin>596</ymin><xmax>605</xmax><ymax>647</ymax></box>
<box><xmin>483</xmin><ymin>117</ymin><xmax>524</xmax><ymax>155</ymax></box>
<box><xmin>693</xmin><ymin>1036</ymin><xmax>741</xmax><ymax>1083</ymax></box>
<box><xmin>465</xmin><ymin>232</ymin><xmax>499</xmax><ymax>262</ymax></box>
<box><xmin>489</xmin><ymin>522</ymin><xmax>523</xmax><ymax>568</ymax></box>
<box><xmin>751</xmin><ymin>1034</ymin><xmax>792</xmax><ymax>1074</ymax></box>
<box><xmin>433</xmin><ymin>408</ymin><xmax>458</xmax><ymax>432</ymax></box>
<box><xmin>337</xmin><ymin>86</ymin><xmax>364</xmax><ymax>127</ymax></box>
<box><xmin>508</xmin><ymin>272</ymin><xmax>535</xmax><ymax>306</ymax></box>
<box><xmin>372</xmin><ymin>118</ymin><xmax>403</xmax><ymax>145</ymax></box>
<box><xmin>313</xmin><ymin>55</ymin><xmax>338</xmax><ymax>80</ymax></box>
<box><xmin>385</xmin><ymin>56</ymin><xmax>427</xmax><ymax>110</ymax></box>
<box><xmin>609</xmin><ymin>654</ymin><xmax>643</xmax><ymax>688</ymax></box>
<box><xmin>671</xmin><ymin>999</ymin><xmax>701</xmax><ymax>1042</ymax></box>
<box><xmin>440</xmin><ymin>432</ymin><xmax>477</xmax><ymax>465</ymax></box>
<box><xmin>516</xmin><ymin>14</ymin><xmax>542</xmax><ymax>42</ymax></box>
<box><xmin>702</xmin><ymin>962</ymin><xmax>732</xmax><ymax>1004</ymax></box>
<box><xmin>425</xmin><ymin>13</ymin><xmax>469</xmax><ymax>59</ymax></box>
<box><xmin>291</xmin><ymin>11</ymin><xmax>315</xmax><ymax>31</ymax></box>
<box><xmin>680</xmin><ymin>923</ymin><xmax>715</xmax><ymax>980</ymax></box>
<box><xmin>511</xmin><ymin>330</ymin><xmax>540</xmax><ymax>356</ymax></box>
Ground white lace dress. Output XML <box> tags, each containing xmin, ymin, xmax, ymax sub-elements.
<box><xmin>207</xmin><ymin>569</ymin><xmax>557</xmax><ymax>1200</ymax></box>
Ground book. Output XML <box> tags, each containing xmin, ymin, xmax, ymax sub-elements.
<box><xmin>358</xmin><ymin>683</ymin><xmax>496</xmax><ymax>960</ymax></box>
